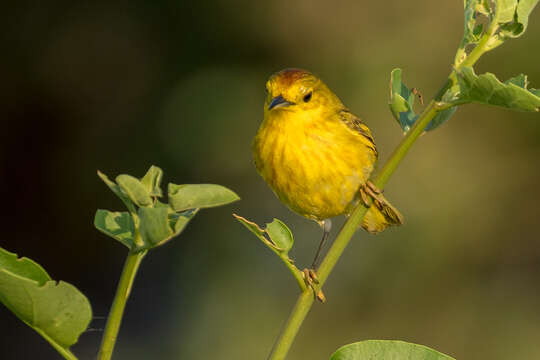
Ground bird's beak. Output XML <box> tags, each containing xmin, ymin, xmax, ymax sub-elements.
<box><xmin>268</xmin><ymin>94</ymin><xmax>294</xmax><ymax>110</ymax></box>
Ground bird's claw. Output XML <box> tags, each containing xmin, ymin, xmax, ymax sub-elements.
<box><xmin>367</xmin><ymin>180</ymin><xmax>383</xmax><ymax>195</ymax></box>
<box><xmin>360</xmin><ymin>182</ymin><xmax>392</xmax><ymax>212</ymax></box>
<box><xmin>302</xmin><ymin>268</ymin><xmax>326</xmax><ymax>303</ymax></box>
<box><xmin>303</xmin><ymin>268</ymin><xmax>319</xmax><ymax>286</ymax></box>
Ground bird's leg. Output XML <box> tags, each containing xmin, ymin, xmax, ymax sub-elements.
<box><xmin>302</xmin><ymin>219</ymin><xmax>331</xmax><ymax>303</ymax></box>
<box><xmin>311</xmin><ymin>219</ymin><xmax>332</xmax><ymax>269</ymax></box>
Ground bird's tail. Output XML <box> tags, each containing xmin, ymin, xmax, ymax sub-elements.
<box><xmin>361</xmin><ymin>194</ymin><xmax>404</xmax><ymax>234</ymax></box>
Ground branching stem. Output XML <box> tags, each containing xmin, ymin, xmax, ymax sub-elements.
<box><xmin>267</xmin><ymin>30</ymin><xmax>494</xmax><ymax>357</ymax></box>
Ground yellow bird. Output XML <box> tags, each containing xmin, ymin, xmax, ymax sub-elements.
<box><xmin>253</xmin><ymin>68</ymin><xmax>403</xmax><ymax>268</ymax></box>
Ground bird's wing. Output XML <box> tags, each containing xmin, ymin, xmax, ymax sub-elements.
<box><xmin>338</xmin><ymin>109</ymin><xmax>378</xmax><ymax>156</ymax></box>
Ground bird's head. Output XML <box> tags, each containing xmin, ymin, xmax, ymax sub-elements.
<box><xmin>265</xmin><ymin>68</ymin><xmax>342</xmax><ymax>113</ymax></box>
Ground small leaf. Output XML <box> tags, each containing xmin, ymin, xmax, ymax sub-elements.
<box><xmin>0</xmin><ymin>247</ymin><xmax>92</xmax><ymax>351</ymax></box>
<box><xmin>168</xmin><ymin>184</ymin><xmax>240</xmax><ymax>212</ymax></box>
<box><xmin>425</xmin><ymin>107</ymin><xmax>457</xmax><ymax>131</ymax></box>
<box><xmin>233</xmin><ymin>214</ymin><xmax>266</xmax><ymax>240</ymax></box>
<box><xmin>476</xmin><ymin>0</ymin><xmax>492</xmax><ymax>16</ymax></box>
<box><xmin>138</xmin><ymin>207</ymin><xmax>173</xmax><ymax>248</ymax></box>
<box><xmin>459</xmin><ymin>0</ymin><xmax>483</xmax><ymax>52</ymax></box>
<box><xmin>456</xmin><ymin>0</ymin><xmax>538</xmax><ymax>66</ymax></box>
<box><xmin>499</xmin><ymin>21</ymin><xmax>524</xmax><ymax>38</ymax></box>
<box><xmin>388</xmin><ymin>68</ymin><xmax>419</xmax><ymax>133</ymax></box>
<box><xmin>0</xmin><ymin>248</ymin><xmax>51</xmax><ymax>285</ymax></box>
<box><xmin>495</xmin><ymin>0</ymin><xmax>518</xmax><ymax>24</ymax></box>
<box><xmin>505</xmin><ymin>73</ymin><xmax>528</xmax><ymax>88</ymax></box>
<box><xmin>170</xmin><ymin>209</ymin><xmax>199</xmax><ymax>236</ymax></box>
<box><xmin>388</xmin><ymin>69</ymin><xmax>455</xmax><ymax>132</ymax></box>
<box><xmin>496</xmin><ymin>0</ymin><xmax>539</xmax><ymax>38</ymax></box>
<box><xmin>516</xmin><ymin>0</ymin><xmax>539</xmax><ymax>34</ymax></box>
<box><xmin>472</xmin><ymin>23</ymin><xmax>484</xmax><ymax>40</ymax></box>
<box><xmin>97</xmin><ymin>171</ymin><xmax>136</xmax><ymax>213</ymax></box>
<box><xmin>266</xmin><ymin>219</ymin><xmax>294</xmax><ymax>253</ymax></box>
<box><xmin>116</xmin><ymin>174</ymin><xmax>153</xmax><ymax>207</ymax></box>
<box><xmin>233</xmin><ymin>214</ymin><xmax>294</xmax><ymax>253</ymax></box>
<box><xmin>233</xmin><ymin>213</ymin><xmax>265</xmax><ymax>234</ymax></box>
<box><xmin>94</xmin><ymin>210</ymin><xmax>135</xmax><ymax>249</ymax></box>
<box><xmin>135</xmin><ymin>207</ymin><xmax>199</xmax><ymax>250</ymax></box>
<box><xmin>234</xmin><ymin>214</ymin><xmax>304</xmax><ymax>289</ymax></box>
<box><xmin>140</xmin><ymin>165</ymin><xmax>163</xmax><ymax>197</ymax></box>
<box><xmin>330</xmin><ymin>340</ymin><xmax>455</xmax><ymax>360</ymax></box>
<box><xmin>455</xmin><ymin>67</ymin><xmax>540</xmax><ymax>111</ymax></box>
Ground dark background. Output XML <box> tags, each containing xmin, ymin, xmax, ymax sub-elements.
<box><xmin>1</xmin><ymin>1</ymin><xmax>540</xmax><ymax>359</ymax></box>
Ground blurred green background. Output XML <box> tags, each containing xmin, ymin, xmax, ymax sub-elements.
<box><xmin>1</xmin><ymin>1</ymin><xmax>539</xmax><ymax>359</ymax></box>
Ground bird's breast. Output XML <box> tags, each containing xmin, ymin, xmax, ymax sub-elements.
<box><xmin>253</xmin><ymin>110</ymin><xmax>376</xmax><ymax>220</ymax></box>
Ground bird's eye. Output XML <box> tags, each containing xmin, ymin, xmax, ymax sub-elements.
<box><xmin>303</xmin><ymin>92</ymin><xmax>312</xmax><ymax>102</ymax></box>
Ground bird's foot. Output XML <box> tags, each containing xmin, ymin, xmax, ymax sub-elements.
<box><xmin>302</xmin><ymin>268</ymin><xmax>326</xmax><ymax>303</ymax></box>
<box><xmin>360</xmin><ymin>182</ymin><xmax>386</xmax><ymax>210</ymax></box>
<box><xmin>367</xmin><ymin>180</ymin><xmax>383</xmax><ymax>195</ymax></box>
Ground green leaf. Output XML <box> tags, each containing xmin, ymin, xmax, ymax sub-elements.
<box><xmin>0</xmin><ymin>247</ymin><xmax>92</xmax><ymax>353</ymax></box>
<box><xmin>425</xmin><ymin>107</ymin><xmax>457</xmax><ymax>131</ymax></box>
<box><xmin>472</xmin><ymin>23</ymin><xmax>484</xmax><ymax>40</ymax></box>
<box><xmin>234</xmin><ymin>214</ymin><xmax>303</xmax><ymax>288</ymax></box>
<box><xmin>505</xmin><ymin>73</ymin><xmax>528</xmax><ymax>87</ymax></box>
<box><xmin>455</xmin><ymin>0</ymin><xmax>485</xmax><ymax>66</ymax></box>
<box><xmin>168</xmin><ymin>184</ymin><xmax>240</xmax><ymax>212</ymax></box>
<box><xmin>94</xmin><ymin>210</ymin><xmax>135</xmax><ymax>249</ymax></box>
<box><xmin>170</xmin><ymin>208</ymin><xmax>199</xmax><ymax>236</ymax></box>
<box><xmin>462</xmin><ymin>0</ymin><xmax>482</xmax><ymax>44</ymax></box>
<box><xmin>234</xmin><ymin>213</ymin><xmax>265</xmax><ymax>234</ymax></box>
<box><xmin>476</xmin><ymin>0</ymin><xmax>492</xmax><ymax>16</ymax></box>
<box><xmin>97</xmin><ymin>170</ymin><xmax>136</xmax><ymax>213</ymax></box>
<box><xmin>389</xmin><ymin>69</ymin><xmax>456</xmax><ymax>132</ymax></box>
<box><xmin>266</xmin><ymin>219</ymin><xmax>294</xmax><ymax>253</ymax></box>
<box><xmin>516</xmin><ymin>0</ymin><xmax>539</xmax><ymax>33</ymax></box>
<box><xmin>140</xmin><ymin>165</ymin><xmax>163</xmax><ymax>197</ymax></box>
<box><xmin>495</xmin><ymin>0</ymin><xmax>518</xmax><ymax>24</ymax></box>
<box><xmin>330</xmin><ymin>340</ymin><xmax>455</xmax><ymax>360</ymax></box>
<box><xmin>133</xmin><ymin>207</ymin><xmax>199</xmax><ymax>250</ymax></box>
<box><xmin>455</xmin><ymin>67</ymin><xmax>540</xmax><ymax>111</ymax></box>
<box><xmin>233</xmin><ymin>214</ymin><xmax>267</xmax><ymax>242</ymax></box>
<box><xmin>388</xmin><ymin>68</ymin><xmax>418</xmax><ymax>133</ymax></box>
<box><xmin>116</xmin><ymin>174</ymin><xmax>153</xmax><ymax>207</ymax></box>
<box><xmin>0</xmin><ymin>248</ymin><xmax>51</xmax><ymax>285</ymax></box>
<box><xmin>456</xmin><ymin>0</ymin><xmax>538</xmax><ymax>66</ymax></box>
<box><xmin>138</xmin><ymin>207</ymin><xmax>173</xmax><ymax>248</ymax></box>
<box><xmin>497</xmin><ymin>0</ymin><xmax>539</xmax><ymax>38</ymax></box>
<box><xmin>233</xmin><ymin>214</ymin><xmax>295</xmax><ymax>255</ymax></box>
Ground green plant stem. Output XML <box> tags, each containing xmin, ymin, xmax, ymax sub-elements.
<box><xmin>267</xmin><ymin>20</ymin><xmax>499</xmax><ymax>357</ymax></box>
<box><xmin>449</xmin><ymin>21</ymin><xmax>501</xmax><ymax>94</ymax></box>
<box><xmin>267</xmin><ymin>100</ymin><xmax>441</xmax><ymax>360</ymax></box>
<box><xmin>268</xmin><ymin>291</ymin><xmax>314</xmax><ymax>359</ymax></box>
<box><xmin>279</xmin><ymin>254</ymin><xmax>307</xmax><ymax>292</ymax></box>
<box><xmin>98</xmin><ymin>250</ymin><xmax>147</xmax><ymax>360</ymax></box>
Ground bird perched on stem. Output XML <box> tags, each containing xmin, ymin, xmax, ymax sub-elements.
<box><xmin>253</xmin><ymin>68</ymin><xmax>403</xmax><ymax>276</ymax></box>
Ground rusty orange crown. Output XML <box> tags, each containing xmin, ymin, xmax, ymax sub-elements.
<box><xmin>270</xmin><ymin>68</ymin><xmax>313</xmax><ymax>88</ymax></box>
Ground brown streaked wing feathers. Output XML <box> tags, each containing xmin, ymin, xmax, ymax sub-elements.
<box><xmin>338</xmin><ymin>109</ymin><xmax>377</xmax><ymax>155</ymax></box>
